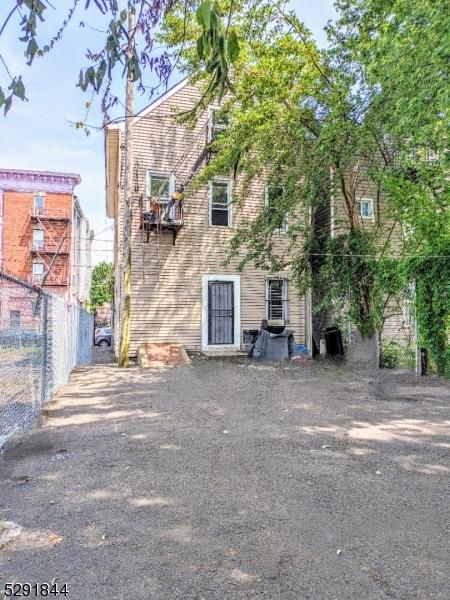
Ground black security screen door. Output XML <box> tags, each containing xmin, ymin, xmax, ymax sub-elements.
<box><xmin>208</xmin><ymin>281</ymin><xmax>234</xmax><ymax>345</ymax></box>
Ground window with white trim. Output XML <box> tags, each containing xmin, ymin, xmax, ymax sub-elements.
<box><xmin>147</xmin><ymin>172</ymin><xmax>173</xmax><ymax>201</ymax></box>
<box><xmin>208</xmin><ymin>109</ymin><xmax>228</xmax><ymax>143</ymax></box>
<box><xmin>358</xmin><ymin>198</ymin><xmax>374</xmax><ymax>219</ymax></box>
<box><xmin>266</xmin><ymin>277</ymin><xmax>289</xmax><ymax>320</ymax></box>
<box><xmin>265</xmin><ymin>185</ymin><xmax>288</xmax><ymax>233</ymax></box>
<box><xmin>210</xmin><ymin>180</ymin><xmax>232</xmax><ymax>227</ymax></box>
<box><xmin>33</xmin><ymin>229</ymin><xmax>44</xmax><ymax>249</ymax></box>
<box><xmin>34</xmin><ymin>194</ymin><xmax>45</xmax><ymax>212</ymax></box>
<box><xmin>32</xmin><ymin>262</ymin><xmax>44</xmax><ymax>283</ymax></box>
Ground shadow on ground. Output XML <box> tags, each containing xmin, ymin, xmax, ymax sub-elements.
<box><xmin>0</xmin><ymin>357</ymin><xmax>449</xmax><ymax>599</ymax></box>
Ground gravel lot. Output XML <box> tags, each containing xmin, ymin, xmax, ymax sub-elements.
<box><xmin>0</xmin><ymin>357</ymin><xmax>449</xmax><ymax>599</ymax></box>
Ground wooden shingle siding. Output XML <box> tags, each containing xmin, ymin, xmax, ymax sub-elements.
<box><xmin>112</xmin><ymin>81</ymin><xmax>306</xmax><ymax>355</ymax></box>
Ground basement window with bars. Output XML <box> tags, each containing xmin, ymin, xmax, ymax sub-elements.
<box><xmin>266</xmin><ymin>277</ymin><xmax>289</xmax><ymax>320</ymax></box>
<box><xmin>210</xmin><ymin>180</ymin><xmax>232</xmax><ymax>227</ymax></box>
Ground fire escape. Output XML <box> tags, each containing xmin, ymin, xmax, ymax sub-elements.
<box><xmin>139</xmin><ymin>111</ymin><xmax>225</xmax><ymax>245</ymax></box>
<box><xmin>29</xmin><ymin>205</ymin><xmax>70</xmax><ymax>287</ymax></box>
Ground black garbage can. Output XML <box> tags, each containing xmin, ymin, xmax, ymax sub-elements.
<box><xmin>323</xmin><ymin>327</ymin><xmax>344</xmax><ymax>356</ymax></box>
<box><xmin>243</xmin><ymin>329</ymin><xmax>260</xmax><ymax>354</ymax></box>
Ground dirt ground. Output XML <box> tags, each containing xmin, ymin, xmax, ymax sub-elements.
<box><xmin>0</xmin><ymin>355</ymin><xmax>449</xmax><ymax>600</ymax></box>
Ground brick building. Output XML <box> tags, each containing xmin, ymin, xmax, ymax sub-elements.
<box><xmin>0</xmin><ymin>168</ymin><xmax>93</xmax><ymax>327</ymax></box>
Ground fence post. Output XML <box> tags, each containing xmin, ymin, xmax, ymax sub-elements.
<box><xmin>40</xmin><ymin>294</ymin><xmax>48</xmax><ymax>404</ymax></box>
<box><xmin>412</xmin><ymin>280</ymin><xmax>421</xmax><ymax>376</ymax></box>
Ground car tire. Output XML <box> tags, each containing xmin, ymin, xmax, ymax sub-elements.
<box><xmin>98</xmin><ymin>339</ymin><xmax>110</xmax><ymax>348</ymax></box>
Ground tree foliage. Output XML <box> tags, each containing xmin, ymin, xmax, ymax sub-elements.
<box><xmin>163</xmin><ymin>0</ymin><xmax>449</xmax><ymax>374</ymax></box>
<box><xmin>90</xmin><ymin>261</ymin><xmax>114</xmax><ymax>309</ymax></box>
<box><xmin>0</xmin><ymin>0</ymin><xmax>179</xmax><ymax>118</ymax></box>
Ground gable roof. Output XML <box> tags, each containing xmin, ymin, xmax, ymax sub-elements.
<box><xmin>133</xmin><ymin>77</ymin><xmax>189</xmax><ymax>123</ymax></box>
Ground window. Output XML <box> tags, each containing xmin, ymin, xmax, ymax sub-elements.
<box><xmin>33</xmin><ymin>229</ymin><xmax>44</xmax><ymax>249</ymax></box>
<box><xmin>358</xmin><ymin>198</ymin><xmax>374</xmax><ymax>219</ymax></box>
<box><xmin>147</xmin><ymin>173</ymin><xmax>173</xmax><ymax>201</ymax></box>
<box><xmin>209</xmin><ymin>109</ymin><xmax>228</xmax><ymax>142</ymax></box>
<box><xmin>210</xmin><ymin>180</ymin><xmax>232</xmax><ymax>227</ymax></box>
<box><xmin>10</xmin><ymin>310</ymin><xmax>20</xmax><ymax>329</ymax></box>
<box><xmin>266</xmin><ymin>277</ymin><xmax>289</xmax><ymax>320</ymax></box>
<box><xmin>31</xmin><ymin>300</ymin><xmax>39</xmax><ymax>315</ymax></box>
<box><xmin>266</xmin><ymin>185</ymin><xmax>288</xmax><ymax>233</ymax></box>
<box><xmin>34</xmin><ymin>194</ymin><xmax>45</xmax><ymax>213</ymax></box>
<box><xmin>32</xmin><ymin>262</ymin><xmax>44</xmax><ymax>283</ymax></box>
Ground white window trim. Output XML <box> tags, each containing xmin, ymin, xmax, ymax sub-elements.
<box><xmin>209</xmin><ymin>178</ymin><xmax>233</xmax><ymax>228</ymax></box>
<box><xmin>201</xmin><ymin>274</ymin><xmax>241</xmax><ymax>351</ymax></box>
<box><xmin>207</xmin><ymin>107</ymin><xmax>228</xmax><ymax>143</ymax></box>
<box><xmin>146</xmin><ymin>171</ymin><xmax>175</xmax><ymax>201</ymax></box>
<box><xmin>266</xmin><ymin>275</ymin><xmax>289</xmax><ymax>322</ymax></box>
<box><xmin>264</xmin><ymin>185</ymin><xmax>288</xmax><ymax>234</ymax></box>
<box><xmin>358</xmin><ymin>197</ymin><xmax>374</xmax><ymax>220</ymax></box>
<box><xmin>32</xmin><ymin>262</ymin><xmax>44</xmax><ymax>275</ymax></box>
<box><xmin>33</xmin><ymin>193</ymin><xmax>45</xmax><ymax>209</ymax></box>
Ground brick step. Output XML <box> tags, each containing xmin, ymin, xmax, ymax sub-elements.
<box><xmin>137</xmin><ymin>343</ymin><xmax>190</xmax><ymax>368</ymax></box>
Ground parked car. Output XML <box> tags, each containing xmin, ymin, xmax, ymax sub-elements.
<box><xmin>95</xmin><ymin>327</ymin><xmax>112</xmax><ymax>348</ymax></box>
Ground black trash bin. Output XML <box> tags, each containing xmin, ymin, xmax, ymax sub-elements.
<box><xmin>243</xmin><ymin>329</ymin><xmax>260</xmax><ymax>355</ymax></box>
<box><xmin>323</xmin><ymin>327</ymin><xmax>344</xmax><ymax>356</ymax></box>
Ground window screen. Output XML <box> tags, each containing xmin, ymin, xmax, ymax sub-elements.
<box><xmin>148</xmin><ymin>174</ymin><xmax>171</xmax><ymax>200</ymax></box>
<box><xmin>210</xmin><ymin>181</ymin><xmax>231</xmax><ymax>227</ymax></box>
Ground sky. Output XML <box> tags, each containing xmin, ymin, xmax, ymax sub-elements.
<box><xmin>0</xmin><ymin>0</ymin><xmax>337</xmax><ymax>266</ymax></box>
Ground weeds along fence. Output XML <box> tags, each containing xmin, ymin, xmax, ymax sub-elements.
<box><xmin>344</xmin><ymin>294</ymin><xmax>418</xmax><ymax>372</ymax></box>
<box><xmin>0</xmin><ymin>271</ymin><xmax>94</xmax><ymax>448</ymax></box>
<box><xmin>313</xmin><ymin>288</ymin><xmax>419</xmax><ymax>372</ymax></box>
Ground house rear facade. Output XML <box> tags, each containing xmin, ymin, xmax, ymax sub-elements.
<box><xmin>105</xmin><ymin>79</ymin><xmax>310</xmax><ymax>356</ymax></box>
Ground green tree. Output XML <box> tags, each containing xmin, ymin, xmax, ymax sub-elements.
<box><xmin>0</xmin><ymin>1</ymin><xmax>193</xmax><ymax>120</ymax></box>
<box><xmin>90</xmin><ymin>261</ymin><xmax>114</xmax><ymax>309</ymax></box>
<box><xmin>162</xmin><ymin>0</ymin><xmax>449</xmax><ymax>373</ymax></box>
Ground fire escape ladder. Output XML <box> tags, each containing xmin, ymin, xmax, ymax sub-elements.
<box><xmin>30</xmin><ymin>207</ymin><xmax>70</xmax><ymax>287</ymax></box>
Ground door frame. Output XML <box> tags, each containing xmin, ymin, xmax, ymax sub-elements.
<box><xmin>202</xmin><ymin>274</ymin><xmax>241</xmax><ymax>351</ymax></box>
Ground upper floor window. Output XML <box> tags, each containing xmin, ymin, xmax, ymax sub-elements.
<box><xmin>32</xmin><ymin>262</ymin><xmax>44</xmax><ymax>283</ymax></box>
<box><xmin>266</xmin><ymin>277</ymin><xmax>289</xmax><ymax>321</ymax></box>
<box><xmin>147</xmin><ymin>172</ymin><xmax>174</xmax><ymax>202</ymax></box>
<box><xmin>358</xmin><ymin>198</ymin><xmax>374</xmax><ymax>220</ymax></box>
<box><xmin>33</xmin><ymin>229</ymin><xmax>44</xmax><ymax>249</ymax></box>
<box><xmin>34</xmin><ymin>194</ymin><xmax>45</xmax><ymax>213</ymax></box>
<box><xmin>265</xmin><ymin>185</ymin><xmax>288</xmax><ymax>233</ymax></box>
<box><xmin>208</xmin><ymin>109</ymin><xmax>228</xmax><ymax>143</ymax></box>
<box><xmin>210</xmin><ymin>180</ymin><xmax>232</xmax><ymax>227</ymax></box>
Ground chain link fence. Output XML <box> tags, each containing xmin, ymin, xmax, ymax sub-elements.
<box><xmin>0</xmin><ymin>271</ymin><xmax>94</xmax><ymax>448</ymax></box>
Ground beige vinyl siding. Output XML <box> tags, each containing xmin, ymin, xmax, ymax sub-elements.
<box><xmin>331</xmin><ymin>169</ymin><xmax>404</xmax><ymax>255</ymax></box>
<box><xmin>112</xmin><ymin>81</ymin><xmax>306</xmax><ymax>355</ymax></box>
